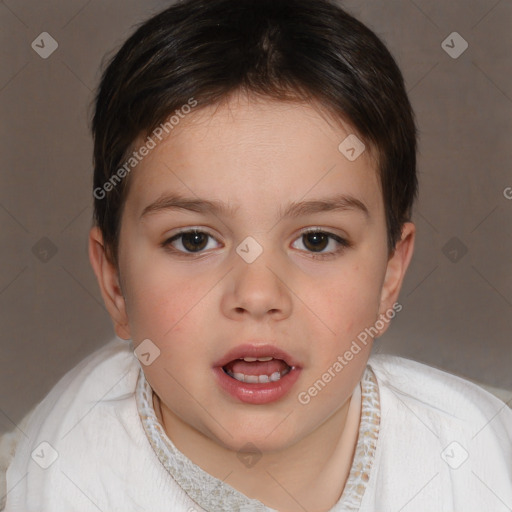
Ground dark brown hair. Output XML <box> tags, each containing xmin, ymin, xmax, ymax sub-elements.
<box><xmin>92</xmin><ymin>0</ymin><xmax>418</xmax><ymax>265</ymax></box>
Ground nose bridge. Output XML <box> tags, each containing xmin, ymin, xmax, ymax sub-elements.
<box><xmin>235</xmin><ymin>233</ymin><xmax>281</xmax><ymax>291</ymax></box>
<box><xmin>225</xmin><ymin>233</ymin><xmax>292</xmax><ymax>318</ymax></box>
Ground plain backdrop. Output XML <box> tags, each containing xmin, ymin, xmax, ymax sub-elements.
<box><xmin>1</xmin><ymin>0</ymin><xmax>511</xmax><ymax>434</ymax></box>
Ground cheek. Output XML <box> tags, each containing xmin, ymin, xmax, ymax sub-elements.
<box><xmin>122</xmin><ymin>257</ymin><xmax>202</xmax><ymax>342</ymax></box>
<box><xmin>308</xmin><ymin>262</ymin><xmax>382</xmax><ymax>337</ymax></box>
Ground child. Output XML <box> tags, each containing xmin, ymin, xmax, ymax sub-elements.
<box><xmin>2</xmin><ymin>0</ymin><xmax>511</xmax><ymax>510</ymax></box>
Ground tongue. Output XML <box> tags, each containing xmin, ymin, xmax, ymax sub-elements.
<box><xmin>225</xmin><ymin>359</ymin><xmax>289</xmax><ymax>376</ymax></box>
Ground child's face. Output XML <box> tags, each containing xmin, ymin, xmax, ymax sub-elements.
<box><xmin>91</xmin><ymin>93</ymin><xmax>414</xmax><ymax>453</ymax></box>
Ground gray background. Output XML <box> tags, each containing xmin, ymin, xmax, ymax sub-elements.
<box><xmin>0</xmin><ymin>0</ymin><xmax>511</xmax><ymax>435</ymax></box>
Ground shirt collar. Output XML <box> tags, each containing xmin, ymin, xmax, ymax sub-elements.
<box><xmin>135</xmin><ymin>363</ymin><xmax>380</xmax><ymax>511</ymax></box>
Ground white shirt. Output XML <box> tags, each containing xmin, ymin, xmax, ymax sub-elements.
<box><xmin>2</xmin><ymin>337</ymin><xmax>511</xmax><ymax>511</ymax></box>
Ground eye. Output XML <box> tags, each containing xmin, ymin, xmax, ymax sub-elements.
<box><xmin>291</xmin><ymin>229</ymin><xmax>351</xmax><ymax>259</ymax></box>
<box><xmin>162</xmin><ymin>228</ymin><xmax>351</xmax><ymax>259</ymax></box>
<box><xmin>162</xmin><ymin>229</ymin><xmax>220</xmax><ymax>255</ymax></box>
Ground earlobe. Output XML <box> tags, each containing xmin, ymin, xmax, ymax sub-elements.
<box><xmin>377</xmin><ymin>222</ymin><xmax>416</xmax><ymax>328</ymax></box>
<box><xmin>88</xmin><ymin>226</ymin><xmax>131</xmax><ymax>340</ymax></box>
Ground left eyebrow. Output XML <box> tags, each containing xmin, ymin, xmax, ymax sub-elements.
<box><xmin>139</xmin><ymin>192</ymin><xmax>370</xmax><ymax>220</ymax></box>
<box><xmin>280</xmin><ymin>193</ymin><xmax>370</xmax><ymax>220</ymax></box>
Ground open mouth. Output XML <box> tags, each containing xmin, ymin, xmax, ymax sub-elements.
<box><xmin>213</xmin><ymin>344</ymin><xmax>302</xmax><ymax>403</ymax></box>
<box><xmin>222</xmin><ymin>357</ymin><xmax>294</xmax><ymax>384</ymax></box>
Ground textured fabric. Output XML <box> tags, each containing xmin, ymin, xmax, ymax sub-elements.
<box><xmin>2</xmin><ymin>337</ymin><xmax>512</xmax><ymax>511</ymax></box>
<box><xmin>136</xmin><ymin>364</ymin><xmax>379</xmax><ymax>511</ymax></box>
<box><xmin>358</xmin><ymin>355</ymin><xmax>512</xmax><ymax>511</ymax></box>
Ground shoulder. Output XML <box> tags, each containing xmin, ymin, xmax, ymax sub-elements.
<box><xmin>367</xmin><ymin>352</ymin><xmax>512</xmax><ymax>441</ymax></box>
<box><xmin>3</xmin><ymin>337</ymin><xmax>204</xmax><ymax>511</ymax></box>
<box><xmin>2</xmin><ymin>338</ymin><xmax>143</xmax><ymax>510</ymax></box>
<box><xmin>21</xmin><ymin>337</ymin><xmax>137</xmax><ymax>432</ymax></box>
<box><xmin>14</xmin><ymin>336</ymin><xmax>138</xmax><ymax>443</ymax></box>
<box><xmin>359</xmin><ymin>353</ymin><xmax>512</xmax><ymax>511</ymax></box>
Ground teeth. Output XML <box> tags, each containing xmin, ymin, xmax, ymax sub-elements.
<box><xmin>225</xmin><ymin>368</ymin><xmax>291</xmax><ymax>383</ymax></box>
<box><xmin>242</xmin><ymin>356</ymin><xmax>274</xmax><ymax>362</ymax></box>
<box><xmin>269</xmin><ymin>371</ymin><xmax>281</xmax><ymax>382</ymax></box>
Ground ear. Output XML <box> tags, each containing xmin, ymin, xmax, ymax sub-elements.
<box><xmin>88</xmin><ymin>226</ymin><xmax>131</xmax><ymax>340</ymax></box>
<box><xmin>376</xmin><ymin>222</ymin><xmax>415</xmax><ymax>336</ymax></box>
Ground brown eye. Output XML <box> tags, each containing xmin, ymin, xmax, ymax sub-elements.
<box><xmin>180</xmin><ymin>231</ymin><xmax>209</xmax><ymax>252</ymax></box>
<box><xmin>163</xmin><ymin>230</ymin><xmax>218</xmax><ymax>254</ymax></box>
<box><xmin>291</xmin><ymin>229</ymin><xmax>351</xmax><ymax>259</ymax></box>
<box><xmin>302</xmin><ymin>232</ymin><xmax>329</xmax><ymax>252</ymax></box>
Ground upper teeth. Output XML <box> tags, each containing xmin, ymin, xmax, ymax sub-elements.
<box><xmin>242</xmin><ymin>356</ymin><xmax>273</xmax><ymax>362</ymax></box>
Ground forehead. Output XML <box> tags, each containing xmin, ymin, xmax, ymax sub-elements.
<box><xmin>124</xmin><ymin>94</ymin><xmax>383</xmax><ymax>220</ymax></box>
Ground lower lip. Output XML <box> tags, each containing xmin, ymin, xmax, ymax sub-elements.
<box><xmin>212</xmin><ymin>366</ymin><xmax>302</xmax><ymax>404</ymax></box>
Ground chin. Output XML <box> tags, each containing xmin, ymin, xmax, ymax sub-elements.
<box><xmin>204</xmin><ymin>414</ymin><xmax>305</xmax><ymax>454</ymax></box>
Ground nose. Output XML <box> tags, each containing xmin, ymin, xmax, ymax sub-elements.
<box><xmin>221</xmin><ymin>244</ymin><xmax>293</xmax><ymax>321</ymax></box>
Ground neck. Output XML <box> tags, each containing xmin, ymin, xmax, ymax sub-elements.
<box><xmin>154</xmin><ymin>385</ymin><xmax>362</xmax><ymax>512</ymax></box>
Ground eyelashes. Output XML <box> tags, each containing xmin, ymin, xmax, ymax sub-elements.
<box><xmin>161</xmin><ymin>228</ymin><xmax>352</xmax><ymax>260</ymax></box>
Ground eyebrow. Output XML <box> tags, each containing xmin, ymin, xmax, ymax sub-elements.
<box><xmin>139</xmin><ymin>192</ymin><xmax>370</xmax><ymax>220</ymax></box>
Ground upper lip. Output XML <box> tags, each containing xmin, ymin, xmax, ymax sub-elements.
<box><xmin>213</xmin><ymin>343</ymin><xmax>302</xmax><ymax>369</ymax></box>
